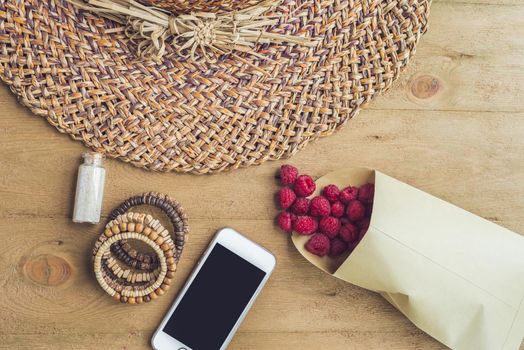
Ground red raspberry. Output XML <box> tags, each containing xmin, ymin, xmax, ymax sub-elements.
<box><xmin>365</xmin><ymin>202</ymin><xmax>374</xmax><ymax>217</ymax></box>
<box><xmin>309</xmin><ymin>196</ymin><xmax>331</xmax><ymax>217</ymax></box>
<box><xmin>277</xmin><ymin>212</ymin><xmax>295</xmax><ymax>233</ymax></box>
<box><xmin>346</xmin><ymin>200</ymin><xmax>365</xmax><ymax>222</ymax></box>
<box><xmin>279</xmin><ymin>164</ymin><xmax>299</xmax><ymax>186</ymax></box>
<box><xmin>339</xmin><ymin>186</ymin><xmax>359</xmax><ymax>204</ymax></box>
<box><xmin>339</xmin><ymin>223</ymin><xmax>358</xmax><ymax>243</ymax></box>
<box><xmin>294</xmin><ymin>175</ymin><xmax>316</xmax><ymax>197</ymax></box>
<box><xmin>278</xmin><ymin>187</ymin><xmax>296</xmax><ymax>209</ymax></box>
<box><xmin>319</xmin><ymin>216</ymin><xmax>341</xmax><ymax>239</ymax></box>
<box><xmin>331</xmin><ymin>201</ymin><xmax>345</xmax><ymax>218</ymax></box>
<box><xmin>357</xmin><ymin>217</ymin><xmax>370</xmax><ymax>230</ymax></box>
<box><xmin>293</xmin><ymin>216</ymin><xmax>318</xmax><ymax>235</ymax></box>
<box><xmin>291</xmin><ymin>197</ymin><xmax>310</xmax><ymax>215</ymax></box>
<box><xmin>349</xmin><ymin>239</ymin><xmax>360</xmax><ymax>251</ymax></box>
<box><xmin>329</xmin><ymin>238</ymin><xmax>348</xmax><ymax>256</ymax></box>
<box><xmin>359</xmin><ymin>227</ymin><xmax>369</xmax><ymax>239</ymax></box>
<box><xmin>305</xmin><ymin>234</ymin><xmax>330</xmax><ymax>256</ymax></box>
<box><xmin>322</xmin><ymin>184</ymin><xmax>340</xmax><ymax>203</ymax></box>
<box><xmin>358</xmin><ymin>183</ymin><xmax>375</xmax><ymax>203</ymax></box>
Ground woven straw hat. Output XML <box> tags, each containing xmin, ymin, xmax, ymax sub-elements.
<box><xmin>140</xmin><ymin>0</ymin><xmax>266</xmax><ymax>12</ymax></box>
<box><xmin>0</xmin><ymin>0</ymin><xmax>431</xmax><ymax>174</ymax></box>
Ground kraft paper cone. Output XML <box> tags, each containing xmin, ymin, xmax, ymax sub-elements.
<box><xmin>292</xmin><ymin>168</ymin><xmax>524</xmax><ymax>350</ymax></box>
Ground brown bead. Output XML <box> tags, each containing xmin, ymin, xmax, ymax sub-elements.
<box><xmin>155</xmin><ymin>288</ymin><xmax>165</xmax><ymax>296</ymax></box>
<box><xmin>119</xmin><ymin>222</ymin><xmax>127</xmax><ymax>232</ymax></box>
<box><xmin>136</xmin><ymin>296</ymin><xmax>143</xmax><ymax>304</ymax></box>
<box><xmin>128</xmin><ymin>297</ymin><xmax>136</xmax><ymax>305</ymax></box>
<box><xmin>104</xmin><ymin>228</ymin><xmax>113</xmax><ymax>238</ymax></box>
<box><xmin>149</xmin><ymin>231</ymin><xmax>159</xmax><ymax>241</ymax></box>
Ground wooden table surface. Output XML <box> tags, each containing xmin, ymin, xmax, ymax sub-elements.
<box><xmin>1</xmin><ymin>0</ymin><xmax>523</xmax><ymax>349</ymax></box>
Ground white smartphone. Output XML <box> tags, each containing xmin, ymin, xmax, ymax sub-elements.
<box><xmin>151</xmin><ymin>227</ymin><xmax>276</xmax><ymax>350</ymax></box>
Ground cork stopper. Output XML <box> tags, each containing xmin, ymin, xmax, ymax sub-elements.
<box><xmin>82</xmin><ymin>152</ymin><xmax>104</xmax><ymax>167</ymax></box>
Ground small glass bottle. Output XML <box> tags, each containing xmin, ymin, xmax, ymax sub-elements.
<box><xmin>73</xmin><ymin>152</ymin><xmax>106</xmax><ymax>224</ymax></box>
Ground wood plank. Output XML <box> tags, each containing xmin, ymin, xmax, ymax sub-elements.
<box><xmin>0</xmin><ymin>217</ymin><xmax>446</xmax><ymax>350</ymax></box>
<box><xmin>371</xmin><ymin>2</ymin><xmax>524</xmax><ymax>112</ymax></box>
<box><xmin>1</xmin><ymin>0</ymin><xmax>524</xmax><ymax>348</ymax></box>
<box><xmin>1</xmin><ymin>103</ymin><xmax>523</xmax><ymax>229</ymax></box>
<box><xmin>1</xmin><ymin>104</ymin><xmax>523</xmax><ymax>348</ymax></box>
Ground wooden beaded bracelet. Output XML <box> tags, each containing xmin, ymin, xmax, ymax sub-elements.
<box><xmin>92</xmin><ymin>192</ymin><xmax>188</xmax><ymax>304</ymax></box>
<box><xmin>108</xmin><ymin>192</ymin><xmax>188</xmax><ymax>265</ymax></box>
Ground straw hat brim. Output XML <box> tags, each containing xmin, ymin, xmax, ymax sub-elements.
<box><xmin>0</xmin><ymin>0</ymin><xmax>431</xmax><ymax>174</ymax></box>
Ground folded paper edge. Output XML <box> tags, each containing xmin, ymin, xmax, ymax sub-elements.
<box><xmin>502</xmin><ymin>293</ymin><xmax>524</xmax><ymax>350</ymax></box>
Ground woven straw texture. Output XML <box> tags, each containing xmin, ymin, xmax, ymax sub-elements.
<box><xmin>0</xmin><ymin>0</ymin><xmax>430</xmax><ymax>174</ymax></box>
<box><xmin>138</xmin><ymin>0</ymin><xmax>266</xmax><ymax>13</ymax></box>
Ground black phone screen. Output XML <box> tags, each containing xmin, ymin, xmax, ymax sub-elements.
<box><xmin>163</xmin><ymin>243</ymin><xmax>266</xmax><ymax>350</ymax></box>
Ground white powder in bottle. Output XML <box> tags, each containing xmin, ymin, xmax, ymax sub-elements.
<box><xmin>72</xmin><ymin>152</ymin><xmax>106</xmax><ymax>224</ymax></box>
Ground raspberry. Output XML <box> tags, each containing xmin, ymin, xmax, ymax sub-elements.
<box><xmin>277</xmin><ymin>212</ymin><xmax>295</xmax><ymax>233</ymax></box>
<box><xmin>291</xmin><ymin>197</ymin><xmax>310</xmax><ymax>216</ymax></box>
<box><xmin>278</xmin><ymin>187</ymin><xmax>296</xmax><ymax>209</ymax></box>
<box><xmin>358</xmin><ymin>183</ymin><xmax>375</xmax><ymax>203</ymax></box>
<box><xmin>309</xmin><ymin>196</ymin><xmax>331</xmax><ymax>217</ymax></box>
<box><xmin>319</xmin><ymin>216</ymin><xmax>341</xmax><ymax>239</ymax></box>
<box><xmin>357</xmin><ymin>217</ymin><xmax>370</xmax><ymax>230</ymax></box>
<box><xmin>305</xmin><ymin>234</ymin><xmax>330</xmax><ymax>256</ymax></box>
<box><xmin>293</xmin><ymin>216</ymin><xmax>318</xmax><ymax>235</ymax></box>
<box><xmin>339</xmin><ymin>223</ymin><xmax>358</xmax><ymax>243</ymax></box>
<box><xmin>331</xmin><ymin>201</ymin><xmax>345</xmax><ymax>218</ymax></box>
<box><xmin>322</xmin><ymin>184</ymin><xmax>340</xmax><ymax>203</ymax></box>
<box><xmin>359</xmin><ymin>227</ymin><xmax>369</xmax><ymax>240</ymax></box>
<box><xmin>365</xmin><ymin>202</ymin><xmax>374</xmax><ymax>217</ymax></box>
<box><xmin>339</xmin><ymin>186</ymin><xmax>359</xmax><ymax>204</ymax></box>
<box><xmin>294</xmin><ymin>175</ymin><xmax>316</xmax><ymax>197</ymax></box>
<box><xmin>329</xmin><ymin>238</ymin><xmax>348</xmax><ymax>256</ymax></box>
<box><xmin>346</xmin><ymin>200</ymin><xmax>365</xmax><ymax>222</ymax></box>
<box><xmin>279</xmin><ymin>164</ymin><xmax>299</xmax><ymax>186</ymax></box>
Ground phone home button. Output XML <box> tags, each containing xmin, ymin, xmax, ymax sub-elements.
<box><xmin>178</xmin><ymin>348</ymin><xmax>188</xmax><ymax>350</ymax></box>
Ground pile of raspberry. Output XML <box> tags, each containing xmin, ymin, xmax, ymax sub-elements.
<box><xmin>277</xmin><ymin>164</ymin><xmax>374</xmax><ymax>257</ymax></box>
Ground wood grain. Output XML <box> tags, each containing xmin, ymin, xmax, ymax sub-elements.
<box><xmin>1</xmin><ymin>1</ymin><xmax>523</xmax><ymax>349</ymax></box>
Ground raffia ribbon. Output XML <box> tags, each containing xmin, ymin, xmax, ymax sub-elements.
<box><xmin>66</xmin><ymin>0</ymin><xmax>316</xmax><ymax>63</ymax></box>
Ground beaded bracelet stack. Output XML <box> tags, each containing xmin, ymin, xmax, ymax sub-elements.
<box><xmin>93</xmin><ymin>192</ymin><xmax>188</xmax><ymax>304</ymax></box>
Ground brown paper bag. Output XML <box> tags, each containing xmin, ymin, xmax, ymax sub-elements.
<box><xmin>292</xmin><ymin>168</ymin><xmax>524</xmax><ymax>350</ymax></box>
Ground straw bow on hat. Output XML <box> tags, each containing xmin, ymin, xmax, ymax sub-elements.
<box><xmin>0</xmin><ymin>0</ymin><xmax>431</xmax><ymax>173</ymax></box>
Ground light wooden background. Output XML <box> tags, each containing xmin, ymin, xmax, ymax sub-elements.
<box><xmin>1</xmin><ymin>0</ymin><xmax>523</xmax><ymax>348</ymax></box>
